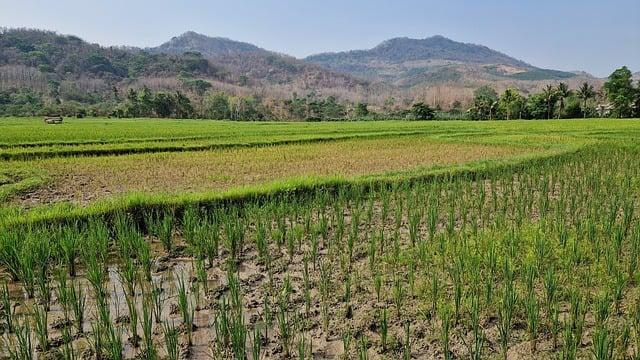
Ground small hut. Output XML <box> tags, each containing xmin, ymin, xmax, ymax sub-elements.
<box><xmin>44</xmin><ymin>116</ymin><xmax>63</xmax><ymax>124</ymax></box>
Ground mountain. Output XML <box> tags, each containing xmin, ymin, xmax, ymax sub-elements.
<box><xmin>151</xmin><ymin>31</ymin><xmax>264</xmax><ymax>57</ymax></box>
<box><xmin>149</xmin><ymin>31</ymin><xmax>370</xmax><ymax>93</ymax></box>
<box><xmin>305</xmin><ymin>35</ymin><xmax>579</xmax><ymax>88</ymax></box>
<box><xmin>0</xmin><ymin>28</ymin><xmax>228</xmax><ymax>101</ymax></box>
<box><xmin>0</xmin><ymin>29</ymin><xmax>372</xmax><ymax>105</ymax></box>
<box><xmin>0</xmin><ymin>28</ymin><xmax>600</xmax><ymax>112</ymax></box>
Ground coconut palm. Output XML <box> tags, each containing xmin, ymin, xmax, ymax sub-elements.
<box><xmin>556</xmin><ymin>83</ymin><xmax>571</xmax><ymax>119</ymax></box>
<box><xmin>576</xmin><ymin>82</ymin><xmax>595</xmax><ymax>118</ymax></box>
<box><xmin>542</xmin><ymin>85</ymin><xmax>557</xmax><ymax>119</ymax></box>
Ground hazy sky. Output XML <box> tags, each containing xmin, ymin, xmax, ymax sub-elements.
<box><xmin>1</xmin><ymin>0</ymin><xmax>638</xmax><ymax>77</ymax></box>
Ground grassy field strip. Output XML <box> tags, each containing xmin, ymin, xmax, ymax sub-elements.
<box><xmin>0</xmin><ymin>139</ymin><xmax>576</xmax><ymax>229</ymax></box>
<box><xmin>0</xmin><ymin>118</ymin><xmax>461</xmax><ymax>144</ymax></box>
<box><xmin>0</xmin><ymin>130</ymin><xmax>440</xmax><ymax>160</ymax></box>
<box><xmin>9</xmin><ymin>136</ymin><xmax>534</xmax><ymax>204</ymax></box>
<box><xmin>1</xmin><ymin>118</ymin><xmax>638</xmax><ymax>145</ymax></box>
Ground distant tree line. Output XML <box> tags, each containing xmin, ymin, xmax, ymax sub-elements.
<box><xmin>468</xmin><ymin>66</ymin><xmax>640</xmax><ymax>120</ymax></box>
<box><xmin>1</xmin><ymin>66</ymin><xmax>638</xmax><ymax>120</ymax></box>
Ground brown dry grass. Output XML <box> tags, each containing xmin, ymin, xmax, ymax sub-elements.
<box><xmin>17</xmin><ymin>136</ymin><xmax>534</xmax><ymax>206</ymax></box>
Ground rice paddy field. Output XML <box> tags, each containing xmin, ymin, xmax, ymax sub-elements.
<box><xmin>1</xmin><ymin>117</ymin><xmax>640</xmax><ymax>359</ymax></box>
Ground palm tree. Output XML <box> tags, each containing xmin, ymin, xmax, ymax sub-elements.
<box><xmin>576</xmin><ymin>82</ymin><xmax>595</xmax><ymax>118</ymax></box>
<box><xmin>542</xmin><ymin>84</ymin><xmax>557</xmax><ymax>119</ymax></box>
<box><xmin>556</xmin><ymin>83</ymin><xmax>571</xmax><ymax>119</ymax></box>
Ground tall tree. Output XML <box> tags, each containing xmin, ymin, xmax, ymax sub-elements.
<box><xmin>604</xmin><ymin>66</ymin><xmax>635</xmax><ymax>118</ymax></box>
<box><xmin>542</xmin><ymin>85</ymin><xmax>557</xmax><ymax>119</ymax></box>
<box><xmin>498</xmin><ymin>88</ymin><xmax>524</xmax><ymax>120</ymax></box>
<box><xmin>204</xmin><ymin>91</ymin><xmax>230</xmax><ymax>119</ymax></box>
<box><xmin>555</xmin><ymin>83</ymin><xmax>571</xmax><ymax>119</ymax></box>
<box><xmin>576</xmin><ymin>82</ymin><xmax>595</xmax><ymax>118</ymax></box>
<box><xmin>411</xmin><ymin>102</ymin><xmax>435</xmax><ymax>120</ymax></box>
<box><xmin>470</xmin><ymin>85</ymin><xmax>498</xmax><ymax>120</ymax></box>
<box><xmin>354</xmin><ymin>103</ymin><xmax>369</xmax><ymax>118</ymax></box>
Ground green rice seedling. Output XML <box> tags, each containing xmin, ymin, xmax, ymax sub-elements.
<box><xmin>151</xmin><ymin>279</ymin><xmax>164</xmax><ymax>324</ymax></box>
<box><xmin>632</xmin><ymin>294</ymin><xmax>640</xmax><ymax>360</ymax></box>
<box><xmin>392</xmin><ymin>230</ymin><xmax>401</xmax><ymax>266</ymax></box>
<box><xmin>467</xmin><ymin>290</ymin><xmax>484</xmax><ymax>360</ymax></box>
<box><xmin>277</xmin><ymin>304</ymin><xmax>292</xmax><ymax>357</ymax></box>
<box><xmin>544</xmin><ymin>266</ymin><xmax>558</xmax><ymax>319</ymax></box>
<box><xmin>215</xmin><ymin>297</ymin><xmax>231</xmax><ymax>348</ymax></box>
<box><xmin>138</xmin><ymin>237</ymin><xmax>153</xmax><ymax>282</ymax></box>
<box><xmin>32</xmin><ymin>303</ymin><xmax>48</xmax><ymax>352</ymax></box>
<box><xmin>393</xmin><ymin>275</ymin><xmax>404</xmax><ymax>319</ymax></box>
<box><xmin>105</xmin><ymin>321</ymin><xmax>124</xmax><ymax>360</ymax></box>
<box><xmin>141</xmin><ymin>295</ymin><xmax>156</xmax><ymax>359</ymax></box>
<box><xmin>1</xmin><ymin>282</ymin><xmax>15</xmax><ymax>333</ymax></box>
<box><xmin>69</xmin><ymin>280</ymin><xmax>86</xmax><ymax>334</ymax></box>
<box><xmin>0</xmin><ymin>231</ymin><xmax>23</xmax><ymax>281</ymax></box>
<box><xmin>124</xmin><ymin>291</ymin><xmax>139</xmax><ymax>348</ymax></box>
<box><xmin>565</xmin><ymin>290</ymin><xmax>587</xmax><ymax>356</ymax></box>
<box><xmin>89</xmin><ymin>321</ymin><xmax>104</xmax><ymax>360</ymax></box>
<box><xmin>60</xmin><ymin>326</ymin><xmax>76</xmax><ymax>360</ymax></box>
<box><xmin>595</xmin><ymin>292</ymin><xmax>611</xmax><ymax>327</ymax></box>
<box><xmin>7</xmin><ymin>320</ymin><xmax>33</xmax><ymax>360</ymax></box>
<box><xmin>230</xmin><ymin>311</ymin><xmax>247</xmax><ymax>359</ymax></box>
<box><xmin>255</xmin><ymin>218</ymin><xmax>268</xmax><ymax>261</ymax></box>
<box><xmin>118</xmin><ymin>255</ymin><xmax>137</xmax><ymax>297</ymax></box>
<box><xmin>374</xmin><ymin>270</ymin><xmax>382</xmax><ymax>302</ymax></box>
<box><xmin>195</xmin><ymin>256</ymin><xmax>208</xmax><ymax>293</ymax></box>
<box><xmin>485</xmin><ymin>243</ymin><xmax>497</xmax><ymax>304</ymax></box>
<box><xmin>159</xmin><ymin>209</ymin><xmax>175</xmax><ymax>253</ymax></box>
<box><xmin>252</xmin><ymin>324</ymin><xmax>262</xmax><ymax>360</ymax></box>
<box><xmin>379</xmin><ymin>307</ymin><xmax>388</xmax><ymax>352</ymax></box>
<box><xmin>293</xmin><ymin>223</ymin><xmax>304</xmax><ymax>252</ymax></box>
<box><xmin>87</xmin><ymin>217</ymin><xmax>110</xmax><ymax>264</ymax></box>
<box><xmin>358</xmin><ymin>335</ymin><xmax>368</xmax><ymax>360</ymax></box>
<box><xmin>612</xmin><ymin>268</ymin><xmax>626</xmax><ymax>314</ymax></box>
<box><xmin>408</xmin><ymin>208</ymin><xmax>420</xmax><ymax>247</ymax></box>
<box><xmin>342</xmin><ymin>328</ymin><xmax>352</xmax><ymax>359</ymax></box>
<box><xmin>403</xmin><ymin>321</ymin><xmax>411</xmax><ymax>360</ymax></box>
<box><xmin>620</xmin><ymin>321</ymin><xmax>632</xmax><ymax>359</ymax></box>
<box><xmin>56</xmin><ymin>267</ymin><xmax>71</xmax><ymax>322</ymax></box>
<box><xmin>449</xmin><ymin>261</ymin><xmax>463</xmax><ymax>324</ymax></box>
<box><xmin>297</xmin><ymin>329</ymin><xmax>309</xmax><ymax>360</ymax></box>
<box><xmin>303</xmin><ymin>257</ymin><xmax>311</xmax><ymax>318</ymax></box>
<box><xmin>525</xmin><ymin>291</ymin><xmax>539</xmax><ymax>353</ymax></box>
<box><xmin>591</xmin><ymin>324</ymin><xmax>614</xmax><ymax>360</ymax></box>
<box><xmin>368</xmin><ymin>233</ymin><xmax>376</xmax><ymax>273</ymax></box>
<box><xmin>439</xmin><ymin>305</ymin><xmax>452</xmax><ymax>360</ymax></box>
<box><xmin>498</xmin><ymin>263</ymin><xmax>517</xmax><ymax>360</ymax></box>
<box><xmin>195</xmin><ymin>216</ymin><xmax>220</xmax><ymax>267</ymax></box>
<box><xmin>36</xmin><ymin>270</ymin><xmax>52</xmax><ymax>312</ymax></box>
<box><xmin>182</xmin><ymin>205</ymin><xmax>199</xmax><ymax>246</ymax></box>
<box><xmin>32</xmin><ymin>231</ymin><xmax>52</xmax><ymax>310</ymax></box>
<box><xmin>223</xmin><ymin>211</ymin><xmax>247</xmax><ymax>263</ymax></box>
<box><xmin>549</xmin><ymin>301</ymin><xmax>561</xmax><ymax>350</ymax></box>
<box><xmin>18</xmin><ymin>245</ymin><xmax>36</xmax><ymax>298</ymax></box>
<box><xmin>431</xmin><ymin>271</ymin><xmax>440</xmax><ymax>319</ymax></box>
<box><xmin>262</xmin><ymin>293</ymin><xmax>272</xmax><ymax>340</ymax></box>
<box><xmin>287</xmin><ymin>225</ymin><xmax>296</xmax><ymax>262</ymax></box>
<box><xmin>58</xmin><ymin>225</ymin><xmax>80</xmax><ymax>277</ymax></box>
<box><xmin>309</xmin><ymin>230</ymin><xmax>319</xmax><ymax>270</ymax></box>
<box><xmin>163</xmin><ymin>321</ymin><xmax>179</xmax><ymax>360</ymax></box>
<box><xmin>344</xmin><ymin>273</ymin><xmax>352</xmax><ymax>313</ymax></box>
<box><xmin>408</xmin><ymin>260</ymin><xmax>416</xmax><ymax>298</ymax></box>
<box><xmin>176</xmin><ymin>271</ymin><xmax>194</xmax><ymax>346</ymax></box>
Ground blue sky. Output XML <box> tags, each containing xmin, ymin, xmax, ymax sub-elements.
<box><xmin>1</xmin><ymin>0</ymin><xmax>638</xmax><ymax>77</ymax></box>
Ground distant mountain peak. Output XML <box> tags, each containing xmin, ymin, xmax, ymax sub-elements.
<box><xmin>151</xmin><ymin>31</ymin><xmax>264</xmax><ymax>57</ymax></box>
<box><xmin>304</xmin><ymin>35</ymin><xmax>579</xmax><ymax>86</ymax></box>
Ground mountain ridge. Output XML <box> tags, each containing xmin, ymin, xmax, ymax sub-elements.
<box><xmin>304</xmin><ymin>35</ymin><xmax>580</xmax><ymax>87</ymax></box>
